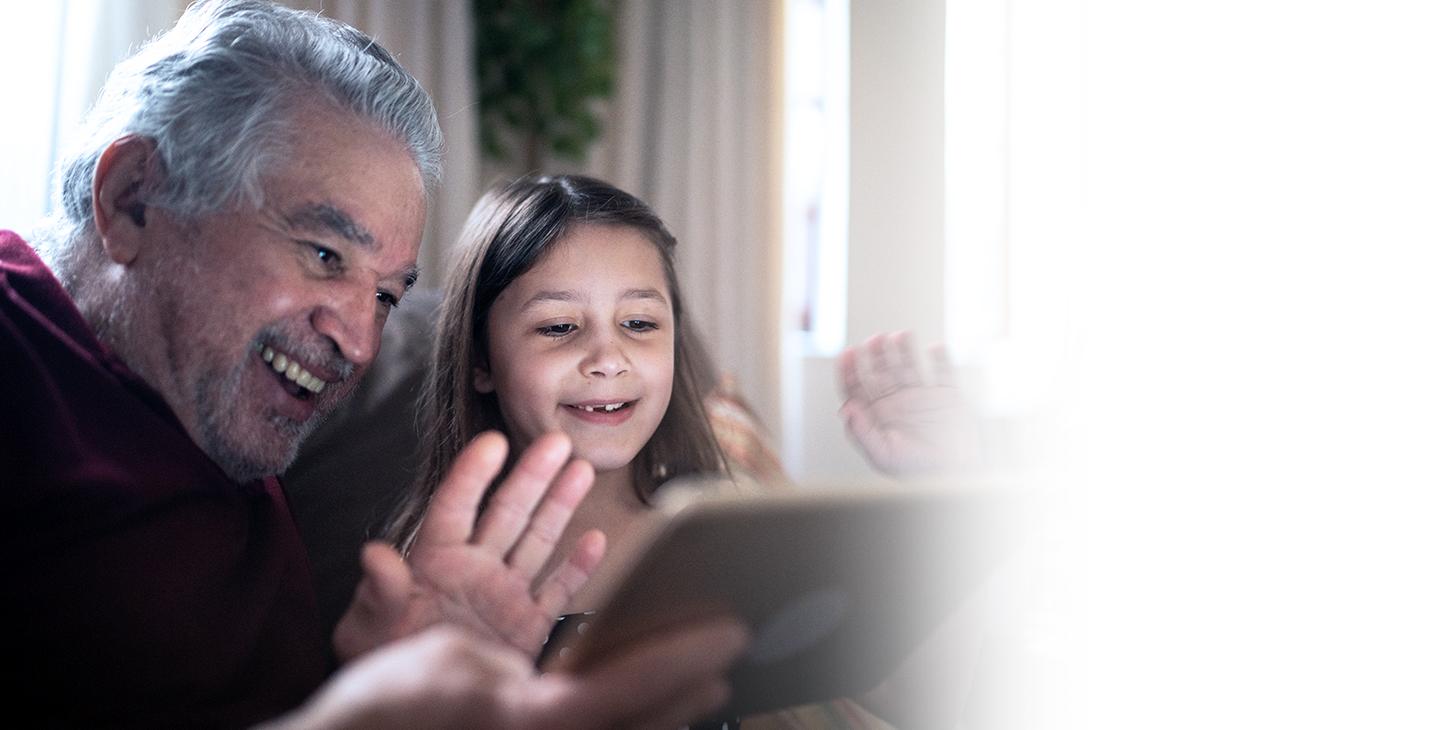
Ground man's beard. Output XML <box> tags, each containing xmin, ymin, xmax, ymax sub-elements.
<box><xmin>196</xmin><ymin>373</ymin><xmax>319</xmax><ymax>483</ymax></box>
<box><xmin>192</xmin><ymin>326</ymin><xmax>354</xmax><ymax>483</ymax></box>
<box><xmin>83</xmin><ymin>247</ymin><xmax>355</xmax><ymax>483</ymax></box>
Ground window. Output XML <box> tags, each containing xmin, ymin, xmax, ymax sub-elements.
<box><xmin>782</xmin><ymin>0</ymin><xmax>850</xmax><ymax>357</ymax></box>
<box><xmin>0</xmin><ymin>1</ymin><xmax>182</xmax><ymax>237</ymax></box>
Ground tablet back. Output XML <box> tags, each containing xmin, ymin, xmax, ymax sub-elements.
<box><xmin>565</xmin><ymin>485</ymin><xmax>1020</xmax><ymax>717</ymax></box>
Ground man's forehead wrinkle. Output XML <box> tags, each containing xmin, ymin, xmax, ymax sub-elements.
<box><xmin>283</xmin><ymin>202</ymin><xmax>375</xmax><ymax>247</ymax></box>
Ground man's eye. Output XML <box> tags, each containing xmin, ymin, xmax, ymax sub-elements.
<box><xmin>308</xmin><ymin>243</ymin><xmax>342</xmax><ymax>269</ymax></box>
<box><xmin>539</xmin><ymin>323</ymin><xmax>577</xmax><ymax>337</ymax></box>
<box><xmin>622</xmin><ymin>319</ymin><xmax>659</xmax><ymax>332</ymax></box>
<box><xmin>376</xmin><ymin>290</ymin><xmax>401</xmax><ymax>311</ymax></box>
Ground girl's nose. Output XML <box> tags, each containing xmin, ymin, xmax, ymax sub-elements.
<box><xmin>581</xmin><ymin>334</ymin><xmax>630</xmax><ymax>378</ymax></box>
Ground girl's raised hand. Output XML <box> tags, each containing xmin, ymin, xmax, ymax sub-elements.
<box><xmin>334</xmin><ymin>431</ymin><xmax>607</xmax><ymax>662</ymax></box>
<box><xmin>837</xmin><ymin>331</ymin><xmax>978</xmax><ymax>477</ymax></box>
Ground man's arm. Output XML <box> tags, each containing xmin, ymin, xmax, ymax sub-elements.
<box><xmin>267</xmin><ymin>619</ymin><xmax>748</xmax><ymax>730</ymax></box>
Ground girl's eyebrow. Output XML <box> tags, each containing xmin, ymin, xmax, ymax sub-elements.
<box><xmin>520</xmin><ymin>288</ymin><xmax>669</xmax><ymax>310</ymax></box>
<box><xmin>520</xmin><ymin>290</ymin><xmax>579</xmax><ymax>311</ymax></box>
<box><xmin>621</xmin><ymin>287</ymin><xmax>668</xmax><ymax>304</ymax></box>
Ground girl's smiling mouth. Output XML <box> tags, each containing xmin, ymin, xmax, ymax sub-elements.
<box><xmin>570</xmin><ymin>401</ymin><xmax>631</xmax><ymax>413</ymax></box>
<box><xmin>563</xmin><ymin>399</ymin><xmax>638</xmax><ymax>423</ymax></box>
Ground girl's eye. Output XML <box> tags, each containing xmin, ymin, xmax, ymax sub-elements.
<box><xmin>622</xmin><ymin>319</ymin><xmax>659</xmax><ymax>332</ymax></box>
<box><xmin>539</xmin><ymin>323</ymin><xmax>577</xmax><ymax>337</ymax></box>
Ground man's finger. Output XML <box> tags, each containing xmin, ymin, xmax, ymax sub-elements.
<box><xmin>628</xmin><ymin>679</ymin><xmax>732</xmax><ymax>730</ymax></box>
<box><xmin>334</xmin><ymin>542</ymin><xmax>417</xmax><ymax>661</ymax></box>
<box><xmin>358</xmin><ymin>541</ymin><xmax>415</xmax><ymax>609</ymax></box>
<box><xmin>552</xmin><ymin>618</ymin><xmax>749</xmax><ymax>727</ymax></box>
<box><xmin>414</xmin><ymin>431</ymin><xmax>508</xmax><ymax>548</ymax></box>
<box><xmin>534</xmin><ymin>528</ymin><xmax>607</xmax><ymax>618</ymax></box>
<box><xmin>507</xmin><ymin>459</ymin><xmax>596</xmax><ymax>577</ymax></box>
<box><xmin>471</xmin><ymin>432</ymin><xmax>572</xmax><ymax>555</ymax></box>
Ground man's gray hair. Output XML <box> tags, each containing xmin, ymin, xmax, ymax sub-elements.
<box><xmin>41</xmin><ymin>0</ymin><xmax>442</xmax><ymax>278</ymax></box>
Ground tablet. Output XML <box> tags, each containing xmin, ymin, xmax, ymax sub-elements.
<box><xmin>551</xmin><ymin>481</ymin><xmax>1021</xmax><ymax>718</ymax></box>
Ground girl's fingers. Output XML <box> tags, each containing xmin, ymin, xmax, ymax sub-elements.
<box><xmin>534</xmin><ymin>528</ymin><xmax>607</xmax><ymax>618</ymax></box>
<box><xmin>866</xmin><ymin>330</ymin><xmax>919</xmax><ymax>395</ymax></box>
<box><xmin>836</xmin><ymin>345</ymin><xmax>865</xmax><ymax>404</ymax></box>
<box><xmin>855</xmin><ymin>333</ymin><xmax>887</xmax><ymax>400</ymax></box>
<box><xmin>506</xmin><ymin>459</ymin><xmax>596</xmax><ymax>577</ymax></box>
<box><xmin>888</xmin><ymin>330</ymin><xmax>925</xmax><ymax>388</ymax></box>
<box><xmin>470</xmin><ymin>432</ymin><xmax>573</xmax><ymax>555</ymax></box>
<box><xmin>414</xmin><ymin>431</ymin><xmax>508</xmax><ymax>549</ymax></box>
<box><xmin>928</xmin><ymin>342</ymin><xmax>958</xmax><ymax>389</ymax></box>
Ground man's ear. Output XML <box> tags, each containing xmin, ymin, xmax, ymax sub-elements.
<box><xmin>92</xmin><ymin>135</ymin><xmax>162</xmax><ymax>265</ymax></box>
<box><xmin>473</xmin><ymin>365</ymin><xmax>495</xmax><ymax>394</ymax></box>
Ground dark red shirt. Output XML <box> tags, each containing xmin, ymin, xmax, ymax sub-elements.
<box><xmin>0</xmin><ymin>231</ymin><xmax>328</xmax><ymax>727</ymax></box>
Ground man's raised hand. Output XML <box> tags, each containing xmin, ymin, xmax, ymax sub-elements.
<box><xmin>334</xmin><ymin>431</ymin><xmax>606</xmax><ymax>661</ymax></box>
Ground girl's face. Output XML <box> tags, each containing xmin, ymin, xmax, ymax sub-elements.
<box><xmin>477</xmin><ymin>223</ymin><xmax>676</xmax><ymax>476</ymax></box>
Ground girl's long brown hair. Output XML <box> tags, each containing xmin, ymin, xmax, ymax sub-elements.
<box><xmin>386</xmin><ymin>175</ymin><xmax>725</xmax><ymax>549</ymax></box>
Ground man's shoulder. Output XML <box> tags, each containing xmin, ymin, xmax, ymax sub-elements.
<box><xmin>0</xmin><ymin>230</ymin><xmax>96</xmax><ymax>354</ymax></box>
<box><xmin>0</xmin><ymin>230</ymin><xmax>54</xmax><ymax>290</ymax></box>
<box><xmin>0</xmin><ymin>229</ymin><xmax>236</xmax><ymax>532</ymax></box>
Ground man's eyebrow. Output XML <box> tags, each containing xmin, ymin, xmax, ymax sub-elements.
<box><xmin>283</xmin><ymin>203</ymin><xmax>375</xmax><ymax>247</ymax></box>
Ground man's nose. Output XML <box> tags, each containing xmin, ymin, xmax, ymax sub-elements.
<box><xmin>311</xmin><ymin>280</ymin><xmax>381</xmax><ymax>369</ymax></box>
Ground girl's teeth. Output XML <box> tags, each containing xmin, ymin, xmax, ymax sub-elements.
<box><xmin>579</xmin><ymin>403</ymin><xmax>625</xmax><ymax>412</ymax></box>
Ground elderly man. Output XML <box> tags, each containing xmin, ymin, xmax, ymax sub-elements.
<box><xmin>0</xmin><ymin>1</ymin><xmax>743</xmax><ymax>727</ymax></box>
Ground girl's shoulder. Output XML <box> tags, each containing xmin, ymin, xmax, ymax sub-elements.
<box><xmin>703</xmin><ymin>379</ymin><xmax>791</xmax><ymax>493</ymax></box>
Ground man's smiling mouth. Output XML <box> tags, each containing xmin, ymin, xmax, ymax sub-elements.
<box><xmin>260</xmin><ymin>345</ymin><xmax>327</xmax><ymax>396</ymax></box>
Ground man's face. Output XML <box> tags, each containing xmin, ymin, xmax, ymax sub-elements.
<box><xmin>131</xmin><ymin>104</ymin><xmax>426</xmax><ymax>481</ymax></box>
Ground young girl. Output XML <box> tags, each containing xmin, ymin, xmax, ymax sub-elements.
<box><xmin>388</xmin><ymin>174</ymin><xmax>939</xmax><ymax>729</ymax></box>
<box><xmin>387</xmin><ymin>174</ymin><xmax>732</xmax><ymax>603</ymax></box>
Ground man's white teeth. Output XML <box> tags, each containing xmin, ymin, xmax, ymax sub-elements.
<box><xmin>260</xmin><ymin>346</ymin><xmax>326</xmax><ymax>394</ymax></box>
<box><xmin>578</xmin><ymin>403</ymin><xmax>626</xmax><ymax>413</ymax></box>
